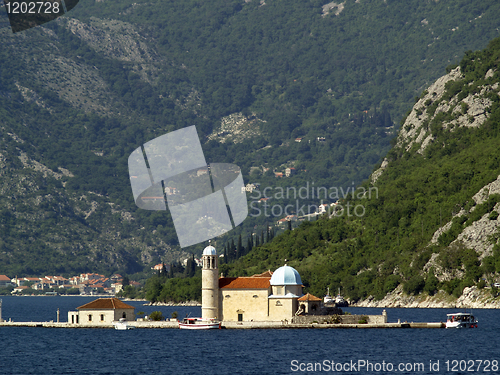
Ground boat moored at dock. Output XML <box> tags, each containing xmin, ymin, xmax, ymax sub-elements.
<box><xmin>113</xmin><ymin>318</ymin><xmax>134</xmax><ymax>330</ymax></box>
<box><xmin>446</xmin><ymin>312</ymin><xmax>478</xmax><ymax>328</ymax></box>
<box><xmin>179</xmin><ymin>317</ymin><xmax>221</xmax><ymax>330</ymax></box>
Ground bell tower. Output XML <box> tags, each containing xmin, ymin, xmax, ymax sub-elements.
<box><xmin>201</xmin><ymin>244</ymin><xmax>219</xmax><ymax>320</ymax></box>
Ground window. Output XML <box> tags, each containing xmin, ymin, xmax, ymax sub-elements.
<box><xmin>88</xmin><ymin>314</ymin><xmax>92</xmax><ymax>322</ymax></box>
<box><xmin>238</xmin><ymin>313</ymin><xmax>243</xmax><ymax>322</ymax></box>
<box><xmin>100</xmin><ymin>314</ymin><xmax>104</xmax><ymax>321</ymax></box>
<box><xmin>122</xmin><ymin>312</ymin><xmax>127</xmax><ymax>319</ymax></box>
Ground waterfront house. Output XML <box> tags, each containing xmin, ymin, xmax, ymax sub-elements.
<box><xmin>68</xmin><ymin>298</ymin><xmax>135</xmax><ymax>325</ymax></box>
<box><xmin>0</xmin><ymin>275</ymin><xmax>12</xmax><ymax>287</ymax></box>
<box><xmin>12</xmin><ymin>286</ymin><xmax>28</xmax><ymax>294</ymax></box>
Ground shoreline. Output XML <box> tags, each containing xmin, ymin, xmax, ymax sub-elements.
<box><xmin>351</xmin><ymin>286</ymin><xmax>500</xmax><ymax>309</ymax></box>
<box><xmin>0</xmin><ymin>321</ymin><xmax>446</xmax><ymax>329</ymax></box>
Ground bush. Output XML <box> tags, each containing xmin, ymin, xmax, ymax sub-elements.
<box><xmin>423</xmin><ymin>272</ymin><xmax>439</xmax><ymax>296</ymax></box>
<box><xmin>403</xmin><ymin>275</ymin><xmax>425</xmax><ymax>295</ymax></box>
<box><xmin>149</xmin><ymin>311</ymin><xmax>164</xmax><ymax>321</ymax></box>
<box><xmin>358</xmin><ymin>316</ymin><xmax>368</xmax><ymax>324</ymax></box>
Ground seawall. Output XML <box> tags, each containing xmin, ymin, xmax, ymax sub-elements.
<box><xmin>0</xmin><ymin>321</ymin><xmax>445</xmax><ymax>329</ymax></box>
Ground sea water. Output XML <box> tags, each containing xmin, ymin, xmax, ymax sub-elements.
<box><xmin>0</xmin><ymin>296</ymin><xmax>498</xmax><ymax>375</ymax></box>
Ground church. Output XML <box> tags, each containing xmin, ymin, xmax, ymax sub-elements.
<box><xmin>201</xmin><ymin>244</ymin><xmax>323</xmax><ymax>322</ymax></box>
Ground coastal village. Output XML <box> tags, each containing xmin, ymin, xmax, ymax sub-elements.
<box><xmin>0</xmin><ymin>273</ymin><xmax>135</xmax><ymax>295</ymax></box>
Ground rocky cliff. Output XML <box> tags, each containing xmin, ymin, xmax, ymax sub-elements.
<box><xmin>353</xmin><ymin>285</ymin><xmax>500</xmax><ymax>309</ymax></box>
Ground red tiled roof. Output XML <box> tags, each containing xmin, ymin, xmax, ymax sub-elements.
<box><xmin>77</xmin><ymin>298</ymin><xmax>135</xmax><ymax>310</ymax></box>
<box><xmin>298</xmin><ymin>293</ymin><xmax>322</xmax><ymax>302</ymax></box>
<box><xmin>219</xmin><ymin>277</ymin><xmax>270</xmax><ymax>289</ymax></box>
<box><xmin>251</xmin><ymin>270</ymin><xmax>273</xmax><ymax>278</ymax></box>
<box><xmin>0</xmin><ymin>275</ymin><xmax>10</xmax><ymax>281</ymax></box>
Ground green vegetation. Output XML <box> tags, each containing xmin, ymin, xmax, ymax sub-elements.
<box><xmin>149</xmin><ymin>311</ymin><xmax>164</xmax><ymax>321</ymax></box>
<box><xmin>1</xmin><ymin>0</ymin><xmax>500</xmax><ymax>276</ymax></box>
<box><xmin>358</xmin><ymin>316</ymin><xmax>368</xmax><ymax>324</ymax></box>
<box><xmin>218</xmin><ymin>37</ymin><xmax>500</xmax><ymax>301</ymax></box>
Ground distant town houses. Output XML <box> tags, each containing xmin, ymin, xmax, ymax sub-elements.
<box><xmin>0</xmin><ymin>275</ymin><xmax>11</xmax><ymax>287</ymax></box>
<box><xmin>1</xmin><ymin>272</ymin><xmax>127</xmax><ymax>296</ymax></box>
<box><xmin>276</xmin><ymin>202</ymin><xmax>338</xmax><ymax>224</ymax></box>
<box><xmin>241</xmin><ymin>183</ymin><xmax>260</xmax><ymax>193</ymax></box>
<box><xmin>276</xmin><ymin>215</ymin><xmax>298</xmax><ymax>226</ymax></box>
<box><xmin>273</xmin><ymin>167</ymin><xmax>296</xmax><ymax>178</ymax></box>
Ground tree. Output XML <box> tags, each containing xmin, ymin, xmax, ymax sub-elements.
<box><xmin>246</xmin><ymin>237</ymin><xmax>252</xmax><ymax>255</ymax></box>
<box><xmin>149</xmin><ymin>311</ymin><xmax>164</xmax><ymax>321</ymax></box>
<box><xmin>161</xmin><ymin>263</ymin><xmax>168</xmax><ymax>278</ymax></box>
<box><xmin>122</xmin><ymin>275</ymin><xmax>130</xmax><ymax>287</ymax></box>
<box><xmin>236</xmin><ymin>234</ymin><xmax>242</xmax><ymax>259</ymax></box>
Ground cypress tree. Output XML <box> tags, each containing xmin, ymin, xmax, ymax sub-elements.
<box><xmin>161</xmin><ymin>262</ymin><xmax>168</xmax><ymax>278</ymax></box>
<box><xmin>236</xmin><ymin>234</ymin><xmax>242</xmax><ymax>259</ymax></box>
<box><xmin>231</xmin><ymin>239</ymin><xmax>235</xmax><ymax>260</ymax></box>
<box><xmin>169</xmin><ymin>263</ymin><xmax>174</xmax><ymax>278</ymax></box>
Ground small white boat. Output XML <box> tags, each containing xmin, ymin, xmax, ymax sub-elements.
<box><xmin>179</xmin><ymin>317</ymin><xmax>221</xmax><ymax>330</ymax></box>
<box><xmin>446</xmin><ymin>312</ymin><xmax>478</xmax><ymax>329</ymax></box>
<box><xmin>323</xmin><ymin>287</ymin><xmax>334</xmax><ymax>305</ymax></box>
<box><xmin>113</xmin><ymin>318</ymin><xmax>134</xmax><ymax>330</ymax></box>
<box><xmin>335</xmin><ymin>287</ymin><xmax>348</xmax><ymax>307</ymax></box>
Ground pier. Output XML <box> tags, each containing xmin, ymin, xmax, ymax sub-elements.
<box><xmin>0</xmin><ymin>321</ymin><xmax>445</xmax><ymax>329</ymax></box>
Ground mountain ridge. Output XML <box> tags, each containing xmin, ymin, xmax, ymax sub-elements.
<box><xmin>1</xmin><ymin>0</ymin><xmax>500</xmax><ymax>277</ymax></box>
<box><xmin>224</xmin><ymin>36</ymin><xmax>500</xmax><ymax>305</ymax></box>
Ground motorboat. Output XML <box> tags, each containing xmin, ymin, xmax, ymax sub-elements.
<box><xmin>335</xmin><ymin>288</ymin><xmax>348</xmax><ymax>307</ymax></box>
<box><xmin>323</xmin><ymin>287</ymin><xmax>334</xmax><ymax>305</ymax></box>
<box><xmin>446</xmin><ymin>312</ymin><xmax>478</xmax><ymax>328</ymax></box>
<box><xmin>179</xmin><ymin>317</ymin><xmax>221</xmax><ymax>330</ymax></box>
<box><xmin>113</xmin><ymin>318</ymin><xmax>134</xmax><ymax>330</ymax></box>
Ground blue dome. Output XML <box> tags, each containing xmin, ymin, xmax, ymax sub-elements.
<box><xmin>270</xmin><ymin>265</ymin><xmax>302</xmax><ymax>285</ymax></box>
<box><xmin>203</xmin><ymin>245</ymin><xmax>217</xmax><ymax>256</ymax></box>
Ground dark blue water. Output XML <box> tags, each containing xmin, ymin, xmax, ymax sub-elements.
<box><xmin>0</xmin><ymin>297</ymin><xmax>498</xmax><ymax>375</ymax></box>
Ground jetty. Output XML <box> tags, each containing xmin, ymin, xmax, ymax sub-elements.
<box><xmin>0</xmin><ymin>320</ymin><xmax>445</xmax><ymax>329</ymax></box>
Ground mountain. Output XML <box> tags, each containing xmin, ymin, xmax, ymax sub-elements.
<box><xmin>1</xmin><ymin>0</ymin><xmax>500</xmax><ymax>276</ymax></box>
<box><xmin>225</xmin><ymin>36</ymin><xmax>500</xmax><ymax>304</ymax></box>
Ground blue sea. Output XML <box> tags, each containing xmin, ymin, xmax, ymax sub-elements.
<box><xmin>0</xmin><ymin>296</ymin><xmax>498</xmax><ymax>375</ymax></box>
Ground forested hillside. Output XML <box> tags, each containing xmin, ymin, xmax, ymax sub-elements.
<box><xmin>224</xmin><ymin>37</ymin><xmax>500</xmax><ymax>302</ymax></box>
<box><xmin>1</xmin><ymin>0</ymin><xmax>500</xmax><ymax>276</ymax></box>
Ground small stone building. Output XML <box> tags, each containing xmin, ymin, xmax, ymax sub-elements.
<box><xmin>297</xmin><ymin>293</ymin><xmax>323</xmax><ymax>315</ymax></box>
<box><xmin>68</xmin><ymin>298</ymin><xmax>135</xmax><ymax>324</ymax></box>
